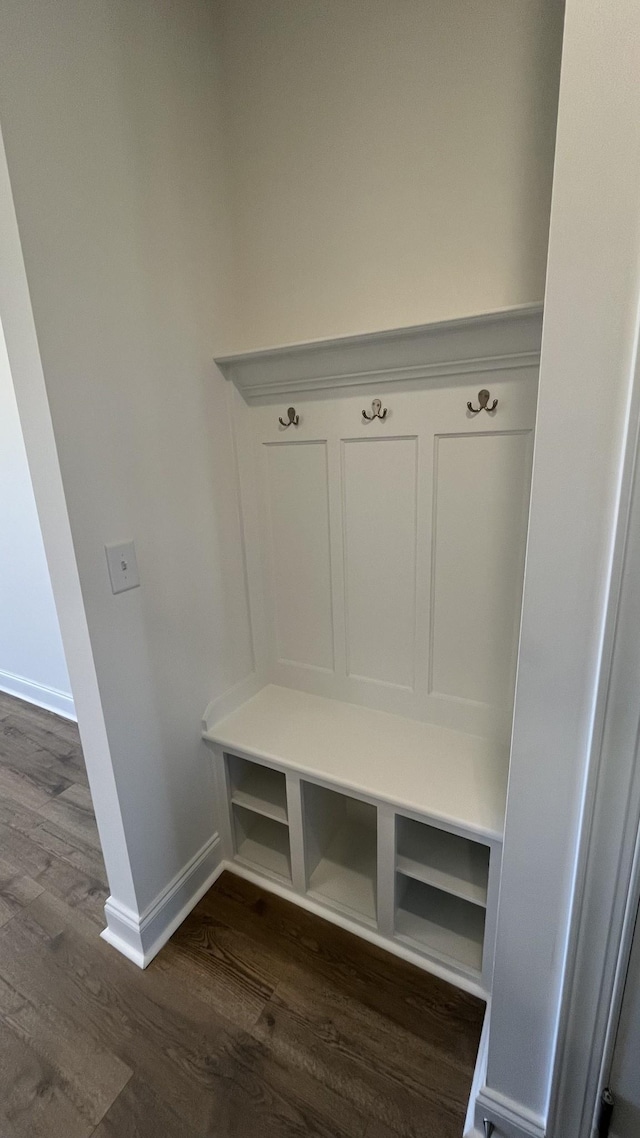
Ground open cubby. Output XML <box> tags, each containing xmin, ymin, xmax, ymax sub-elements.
<box><xmin>396</xmin><ymin>816</ymin><xmax>490</xmax><ymax>907</ymax></box>
<box><xmin>232</xmin><ymin>803</ymin><xmax>291</xmax><ymax>882</ymax></box>
<box><xmin>227</xmin><ymin>753</ymin><xmax>288</xmax><ymax>823</ymax></box>
<box><xmin>303</xmin><ymin>782</ymin><xmax>377</xmax><ymax>924</ymax></box>
<box><xmin>395</xmin><ymin>874</ymin><xmax>485</xmax><ymax>973</ymax></box>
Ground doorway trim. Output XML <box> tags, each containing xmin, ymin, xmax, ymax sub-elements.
<box><xmin>0</xmin><ymin>124</ymin><xmax>138</xmax><ymax>914</ymax></box>
<box><xmin>547</xmin><ymin>310</ymin><xmax>640</xmax><ymax>1137</ymax></box>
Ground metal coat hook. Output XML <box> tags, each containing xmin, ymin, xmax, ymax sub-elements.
<box><xmin>362</xmin><ymin>398</ymin><xmax>388</xmax><ymax>421</ymax></box>
<box><xmin>467</xmin><ymin>389</ymin><xmax>498</xmax><ymax>414</ymax></box>
<box><xmin>483</xmin><ymin>1122</ymin><xmax>495</xmax><ymax>1138</ymax></box>
<box><xmin>278</xmin><ymin>406</ymin><xmax>300</xmax><ymax>428</ymax></box>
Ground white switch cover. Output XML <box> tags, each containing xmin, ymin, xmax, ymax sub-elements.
<box><xmin>105</xmin><ymin>540</ymin><xmax>140</xmax><ymax>594</ymax></box>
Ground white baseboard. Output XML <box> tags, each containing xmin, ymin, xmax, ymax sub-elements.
<box><xmin>465</xmin><ymin>1005</ymin><xmax>490</xmax><ymax>1136</ymax></box>
<box><xmin>465</xmin><ymin>1015</ymin><xmax>547</xmax><ymax>1138</ymax></box>
<box><xmin>101</xmin><ymin>832</ymin><xmax>223</xmax><ymax>968</ymax></box>
<box><xmin>474</xmin><ymin>1086</ymin><xmax>546</xmax><ymax>1138</ymax></box>
<box><xmin>0</xmin><ymin>668</ymin><xmax>76</xmax><ymax>720</ymax></box>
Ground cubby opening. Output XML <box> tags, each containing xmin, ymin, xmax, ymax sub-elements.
<box><xmin>396</xmin><ymin>816</ymin><xmax>490</xmax><ymax>907</ymax></box>
<box><xmin>232</xmin><ymin>803</ymin><xmax>291</xmax><ymax>882</ymax></box>
<box><xmin>302</xmin><ymin>782</ymin><xmax>377</xmax><ymax>924</ymax></box>
<box><xmin>227</xmin><ymin>753</ymin><xmax>288</xmax><ymax>823</ymax></box>
<box><xmin>395</xmin><ymin>874</ymin><xmax>485</xmax><ymax>973</ymax></box>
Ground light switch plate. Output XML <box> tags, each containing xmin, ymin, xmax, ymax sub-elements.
<box><xmin>105</xmin><ymin>540</ymin><xmax>140</xmax><ymax>595</ymax></box>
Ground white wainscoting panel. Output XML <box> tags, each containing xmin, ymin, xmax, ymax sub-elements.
<box><xmin>224</xmin><ymin>316</ymin><xmax>540</xmax><ymax>742</ymax></box>
<box><xmin>247</xmin><ymin>381</ymin><xmax>536</xmax><ymax>739</ymax></box>
<box><xmin>264</xmin><ymin>440</ymin><xmax>334</xmax><ymax>672</ymax></box>
<box><xmin>342</xmin><ymin>436</ymin><xmax>418</xmax><ymax>689</ymax></box>
<box><xmin>430</xmin><ymin>431</ymin><xmax>532</xmax><ymax>709</ymax></box>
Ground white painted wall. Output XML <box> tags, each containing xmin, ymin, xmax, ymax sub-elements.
<box><xmin>0</xmin><ymin>0</ymin><xmax>253</xmax><ymax>914</ymax></box>
<box><xmin>216</xmin><ymin>0</ymin><xmax>564</xmax><ymax>353</ymax></box>
<box><xmin>0</xmin><ymin>319</ymin><xmax>73</xmax><ymax>718</ymax></box>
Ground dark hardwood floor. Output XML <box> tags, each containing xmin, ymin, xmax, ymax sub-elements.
<box><xmin>0</xmin><ymin>690</ymin><xmax>484</xmax><ymax>1137</ymax></box>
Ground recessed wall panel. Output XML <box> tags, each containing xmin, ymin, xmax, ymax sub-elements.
<box><xmin>265</xmin><ymin>441</ymin><xmax>334</xmax><ymax>670</ymax></box>
<box><xmin>343</xmin><ymin>437</ymin><xmax>417</xmax><ymax>688</ymax></box>
<box><xmin>430</xmin><ymin>432</ymin><xmax>530</xmax><ymax>707</ymax></box>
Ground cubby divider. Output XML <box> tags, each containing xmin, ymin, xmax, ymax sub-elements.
<box><xmin>302</xmin><ymin>782</ymin><xmax>377</xmax><ymax>924</ymax></box>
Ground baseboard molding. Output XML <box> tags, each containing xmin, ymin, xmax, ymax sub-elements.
<box><xmin>465</xmin><ymin>1005</ymin><xmax>490</xmax><ymax>1136</ymax></box>
<box><xmin>0</xmin><ymin>668</ymin><xmax>76</xmax><ymax>720</ymax></box>
<box><xmin>475</xmin><ymin>1086</ymin><xmax>546</xmax><ymax>1138</ymax></box>
<box><xmin>101</xmin><ymin>832</ymin><xmax>223</xmax><ymax>968</ymax></box>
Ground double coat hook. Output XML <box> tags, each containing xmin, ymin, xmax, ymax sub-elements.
<box><xmin>363</xmin><ymin>398</ymin><xmax>388</xmax><ymax>421</ymax></box>
<box><xmin>467</xmin><ymin>389</ymin><xmax>498</xmax><ymax>414</ymax></box>
<box><xmin>278</xmin><ymin>406</ymin><xmax>299</xmax><ymax>428</ymax></box>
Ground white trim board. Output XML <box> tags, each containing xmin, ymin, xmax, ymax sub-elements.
<box><xmin>464</xmin><ymin>1037</ymin><xmax>547</xmax><ymax>1138</ymax></box>
<box><xmin>0</xmin><ymin>668</ymin><xmax>76</xmax><ymax>721</ymax></box>
<box><xmin>101</xmin><ymin>833</ymin><xmax>222</xmax><ymax>968</ymax></box>
<box><xmin>475</xmin><ymin>1087</ymin><xmax>546</xmax><ymax>1138</ymax></box>
<box><xmin>465</xmin><ymin>1007</ymin><xmax>490</xmax><ymax>1137</ymax></box>
<box><xmin>546</xmin><ymin>302</ymin><xmax>640</xmax><ymax>1136</ymax></box>
<box><xmin>215</xmin><ymin>305</ymin><xmax>543</xmax><ymax>399</ymax></box>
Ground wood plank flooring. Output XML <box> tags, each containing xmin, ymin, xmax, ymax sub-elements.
<box><xmin>0</xmin><ymin>691</ymin><xmax>485</xmax><ymax>1137</ymax></box>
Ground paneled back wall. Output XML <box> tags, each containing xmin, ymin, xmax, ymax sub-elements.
<box><xmin>237</xmin><ymin>369</ymin><xmax>537</xmax><ymax>743</ymax></box>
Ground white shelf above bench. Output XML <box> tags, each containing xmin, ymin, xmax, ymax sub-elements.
<box><xmin>204</xmin><ymin>684</ymin><xmax>509</xmax><ymax>842</ymax></box>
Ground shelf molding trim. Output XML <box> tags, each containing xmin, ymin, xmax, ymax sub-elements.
<box><xmin>214</xmin><ymin>305</ymin><xmax>543</xmax><ymax>400</ymax></box>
